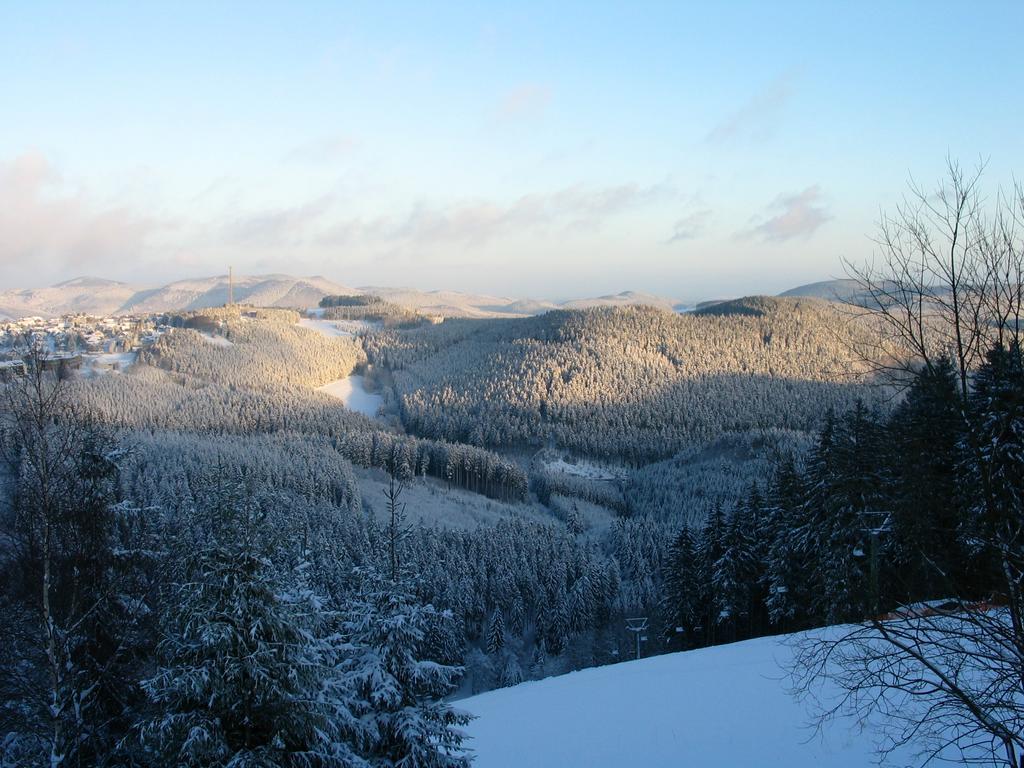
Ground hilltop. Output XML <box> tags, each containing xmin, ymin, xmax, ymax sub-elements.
<box><xmin>0</xmin><ymin>274</ymin><xmax>358</xmax><ymax>318</ymax></box>
<box><xmin>0</xmin><ymin>273</ymin><xmax>866</xmax><ymax>320</ymax></box>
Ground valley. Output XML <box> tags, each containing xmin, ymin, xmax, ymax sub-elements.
<box><xmin>4</xmin><ymin>7</ymin><xmax>1019</xmax><ymax>764</ymax></box>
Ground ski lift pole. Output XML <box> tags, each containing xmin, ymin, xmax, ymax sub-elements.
<box><xmin>626</xmin><ymin>617</ymin><xmax>648</xmax><ymax>661</ymax></box>
<box><xmin>859</xmin><ymin>510</ymin><xmax>892</xmax><ymax>617</ymax></box>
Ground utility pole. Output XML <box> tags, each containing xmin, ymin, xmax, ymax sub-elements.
<box><xmin>228</xmin><ymin>266</ymin><xmax>234</xmax><ymax>306</ymax></box>
<box><xmin>625</xmin><ymin>617</ymin><xmax>648</xmax><ymax>661</ymax></box>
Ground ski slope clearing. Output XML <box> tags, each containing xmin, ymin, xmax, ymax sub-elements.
<box><xmin>463</xmin><ymin>630</ymin><xmax>937</xmax><ymax>768</ymax></box>
<box><xmin>298</xmin><ymin>317</ymin><xmax>377</xmax><ymax>338</ymax></box>
<box><xmin>199</xmin><ymin>332</ymin><xmax>234</xmax><ymax>347</ymax></box>
<box><xmin>318</xmin><ymin>375</ymin><xmax>383</xmax><ymax>418</ymax></box>
<box><xmin>542</xmin><ymin>457</ymin><xmax>628</xmax><ymax>481</ymax></box>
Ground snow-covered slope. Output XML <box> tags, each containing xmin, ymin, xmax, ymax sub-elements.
<box><xmin>778</xmin><ymin>279</ymin><xmax>869</xmax><ymax>303</ymax></box>
<box><xmin>122</xmin><ymin>274</ymin><xmax>358</xmax><ymax>314</ymax></box>
<box><xmin>0</xmin><ymin>277</ymin><xmax>140</xmax><ymax>318</ymax></box>
<box><xmin>357</xmin><ymin>287</ymin><xmax>533</xmax><ymax>318</ymax></box>
<box><xmin>463</xmin><ymin>630</ymin><xmax>926</xmax><ymax>768</ymax></box>
<box><xmin>0</xmin><ymin>274</ymin><xmax>358</xmax><ymax>317</ymax></box>
<box><xmin>359</xmin><ymin>287</ymin><xmax>686</xmax><ymax>318</ymax></box>
<box><xmin>2</xmin><ymin>273</ymin><xmax>881</xmax><ymax>321</ymax></box>
<box><xmin>560</xmin><ymin>289</ymin><xmax>679</xmax><ymax>313</ymax></box>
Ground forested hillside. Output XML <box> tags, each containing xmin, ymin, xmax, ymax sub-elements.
<box><xmin>366</xmin><ymin>298</ymin><xmax>876</xmax><ymax>461</ymax></box>
<box><xmin>5</xmin><ymin>167</ymin><xmax>1019</xmax><ymax>764</ymax></box>
<box><xmin>69</xmin><ymin>308</ymin><xmax>528</xmax><ymax>503</ymax></box>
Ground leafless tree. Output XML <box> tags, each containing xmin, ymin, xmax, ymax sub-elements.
<box><xmin>0</xmin><ymin>347</ymin><xmax>127</xmax><ymax>766</ymax></box>
<box><xmin>792</xmin><ymin>561</ymin><xmax>1024</xmax><ymax>767</ymax></box>
<box><xmin>843</xmin><ymin>159</ymin><xmax>1024</xmax><ymax>401</ymax></box>
<box><xmin>795</xmin><ymin>160</ymin><xmax>1024</xmax><ymax>768</ymax></box>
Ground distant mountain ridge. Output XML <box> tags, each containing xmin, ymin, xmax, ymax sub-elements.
<box><xmin>0</xmin><ymin>276</ymin><xmax>697</xmax><ymax>320</ymax></box>
<box><xmin>0</xmin><ymin>273</ymin><xmax>855</xmax><ymax>320</ymax></box>
<box><xmin>0</xmin><ymin>274</ymin><xmax>358</xmax><ymax>319</ymax></box>
<box><xmin>777</xmin><ymin>278</ymin><xmax>868</xmax><ymax>302</ymax></box>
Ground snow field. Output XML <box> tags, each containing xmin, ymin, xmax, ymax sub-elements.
<box><xmin>463</xmin><ymin>630</ymin><xmax>930</xmax><ymax>768</ymax></box>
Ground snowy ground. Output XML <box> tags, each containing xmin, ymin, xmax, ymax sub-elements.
<box><xmin>318</xmin><ymin>375</ymin><xmax>383</xmax><ymax>418</ymax></box>
<box><xmin>199</xmin><ymin>332</ymin><xmax>234</xmax><ymax>347</ymax></box>
<box><xmin>297</xmin><ymin>317</ymin><xmax>377</xmax><ymax>338</ymax></box>
<box><xmin>542</xmin><ymin>457</ymin><xmax>628</xmax><ymax>481</ymax></box>
<box><xmin>463</xmin><ymin>630</ymin><xmax>943</xmax><ymax>768</ymax></box>
<box><xmin>81</xmin><ymin>351</ymin><xmax>137</xmax><ymax>376</ymax></box>
<box><xmin>356</xmin><ymin>469</ymin><xmax>552</xmax><ymax>529</ymax></box>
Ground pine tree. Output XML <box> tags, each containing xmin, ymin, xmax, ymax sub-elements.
<box><xmin>712</xmin><ymin>499</ymin><xmax>758</xmax><ymax>642</ymax></box>
<box><xmin>139</xmin><ymin>481</ymin><xmax>364</xmax><ymax>767</ymax></box>
<box><xmin>486</xmin><ymin>608</ymin><xmax>506</xmax><ymax>655</ymax></box>
<box><xmin>801</xmin><ymin>403</ymin><xmax>889</xmax><ymax>623</ymax></box>
<box><xmin>696</xmin><ymin>502</ymin><xmax>725</xmax><ymax>646</ymax></box>
<box><xmin>566</xmin><ymin>503</ymin><xmax>585</xmax><ymax>536</ymax></box>
<box><xmin>497</xmin><ymin>649</ymin><xmax>523</xmax><ymax>689</ymax></box>
<box><xmin>763</xmin><ymin>454</ymin><xmax>810</xmax><ymax>630</ymax></box>
<box><xmin>963</xmin><ymin>341</ymin><xmax>1024</xmax><ymax>588</ymax></box>
<box><xmin>0</xmin><ymin>362</ymin><xmax>144</xmax><ymax>766</ymax></box>
<box><xmin>343</xmin><ymin>569</ymin><xmax>472</xmax><ymax>768</ymax></box>
<box><xmin>530</xmin><ymin>638</ymin><xmax>549</xmax><ymax>681</ymax></box>
<box><xmin>661</xmin><ymin>526</ymin><xmax>700</xmax><ymax>649</ymax></box>
<box><xmin>887</xmin><ymin>357</ymin><xmax>965</xmax><ymax>600</ymax></box>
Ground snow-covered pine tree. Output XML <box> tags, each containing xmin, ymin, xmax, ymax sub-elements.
<box><xmin>762</xmin><ymin>454</ymin><xmax>811</xmax><ymax>630</ymax></box>
<box><xmin>566</xmin><ymin>503</ymin><xmax>585</xmax><ymax>536</ymax></box>
<box><xmin>530</xmin><ymin>638</ymin><xmax>549</xmax><ymax>681</ymax></box>
<box><xmin>139</xmin><ymin>478</ymin><xmax>365</xmax><ymax>767</ymax></box>
<box><xmin>342</xmin><ymin>568</ymin><xmax>471</xmax><ymax>768</ymax></box>
<box><xmin>0</xmin><ymin>357</ymin><xmax>144</xmax><ymax>766</ymax></box>
<box><xmin>660</xmin><ymin>526</ymin><xmax>700</xmax><ymax>649</ymax></box>
<box><xmin>801</xmin><ymin>403</ymin><xmax>889</xmax><ymax>623</ymax></box>
<box><xmin>497</xmin><ymin>648</ymin><xmax>523</xmax><ymax>689</ymax></box>
<box><xmin>485</xmin><ymin>608</ymin><xmax>505</xmax><ymax>656</ymax></box>
<box><xmin>711</xmin><ymin>499</ymin><xmax>758</xmax><ymax>642</ymax></box>
<box><xmin>888</xmin><ymin>357</ymin><xmax>966</xmax><ymax>600</ymax></box>
<box><xmin>963</xmin><ymin>341</ymin><xmax>1024</xmax><ymax>586</ymax></box>
<box><xmin>696</xmin><ymin>501</ymin><xmax>725</xmax><ymax>645</ymax></box>
<box><xmin>465</xmin><ymin>647</ymin><xmax>494</xmax><ymax>696</ymax></box>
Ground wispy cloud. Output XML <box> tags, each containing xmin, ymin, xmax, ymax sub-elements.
<box><xmin>667</xmin><ymin>209</ymin><xmax>713</xmax><ymax>243</ymax></box>
<box><xmin>741</xmin><ymin>185</ymin><xmax>831</xmax><ymax>242</ymax></box>
<box><xmin>285</xmin><ymin>134</ymin><xmax>359</xmax><ymax>164</ymax></box>
<box><xmin>706</xmin><ymin>73</ymin><xmax>794</xmax><ymax>144</ymax></box>
<box><xmin>219</xmin><ymin>195</ymin><xmax>334</xmax><ymax>248</ymax></box>
<box><xmin>493</xmin><ymin>84</ymin><xmax>553</xmax><ymax>122</ymax></box>
<box><xmin>0</xmin><ymin>152</ymin><xmax>163</xmax><ymax>282</ymax></box>
<box><xmin>319</xmin><ymin>181</ymin><xmax>673</xmax><ymax>249</ymax></box>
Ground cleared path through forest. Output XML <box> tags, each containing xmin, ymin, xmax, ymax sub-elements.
<box><xmin>298</xmin><ymin>315</ymin><xmax>384</xmax><ymax>417</ymax></box>
<box><xmin>318</xmin><ymin>375</ymin><xmax>383</xmax><ymax>418</ymax></box>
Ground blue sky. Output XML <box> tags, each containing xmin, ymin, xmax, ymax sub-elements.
<box><xmin>1</xmin><ymin>1</ymin><xmax>1022</xmax><ymax>300</ymax></box>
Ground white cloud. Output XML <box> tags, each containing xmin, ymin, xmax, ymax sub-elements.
<box><xmin>219</xmin><ymin>195</ymin><xmax>334</xmax><ymax>248</ymax></box>
<box><xmin>318</xmin><ymin>181</ymin><xmax>675</xmax><ymax>249</ymax></box>
<box><xmin>667</xmin><ymin>209</ymin><xmax>713</xmax><ymax>243</ymax></box>
<box><xmin>707</xmin><ymin>73</ymin><xmax>794</xmax><ymax>144</ymax></box>
<box><xmin>741</xmin><ymin>185</ymin><xmax>831</xmax><ymax>242</ymax></box>
<box><xmin>285</xmin><ymin>134</ymin><xmax>359</xmax><ymax>164</ymax></box>
<box><xmin>493</xmin><ymin>84</ymin><xmax>553</xmax><ymax>122</ymax></box>
<box><xmin>0</xmin><ymin>152</ymin><xmax>163</xmax><ymax>283</ymax></box>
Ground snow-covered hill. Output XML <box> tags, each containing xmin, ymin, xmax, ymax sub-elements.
<box><xmin>777</xmin><ymin>279</ymin><xmax>871</xmax><ymax>303</ymax></box>
<box><xmin>0</xmin><ymin>277</ymin><xmax>140</xmax><ymax>318</ymax></box>
<box><xmin>0</xmin><ymin>272</ymin><xmax>876</xmax><ymax>321</ymax></box>
<box><xmin>0</xmin><ymin>274</ymin><xmax>358</xmax><ymax>318</ymax></box>
<box><xmin>123</xmin><ymin>273</ymin><xmax>357</xmax><ymax>314</ymax></box>
<box><xmin>462</xmin><ymin>630</ymin><xmax>932</xmax><ymax>768</ymax></box>
<box><xmin>560</xmin><ymin>289</ymin><xmax>681</xmax><ymax>313</ymax></box>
